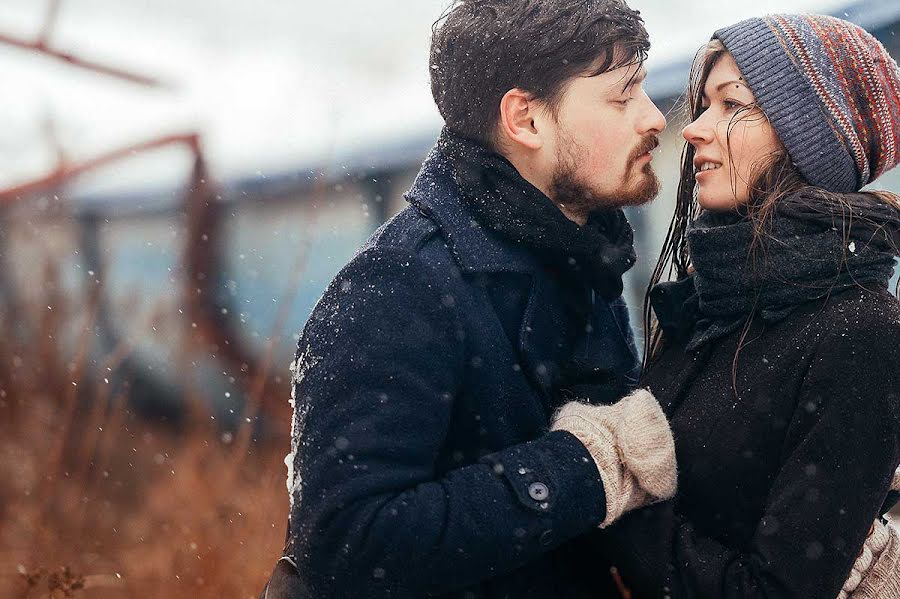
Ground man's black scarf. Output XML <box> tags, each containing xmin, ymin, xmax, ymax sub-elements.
<box><xmin>437</xmin><ymin>128</ymin><xmax>636</xmax><ymax>301</ymax></box>
<box><xmin>651</xmin><ymin>189</ymin><xmax>900</xmax><ymax>350</ymax></box>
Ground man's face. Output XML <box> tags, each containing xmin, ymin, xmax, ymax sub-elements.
<box><xmin>544</xmin><ymin>61</ymin><xmax>667</xmax><ymax>217</ymax></box>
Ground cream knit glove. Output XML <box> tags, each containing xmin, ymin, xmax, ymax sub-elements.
<box><xmin>838</xmin><ymin>467</ymin><xmax>900</xmax><ymax>599</ymax></box>
<box><xmin>837</xmin><ymin>522</ymin><xmax>900</xmax><ymax>598</ymax></box>
<box><xmin>550</xmin><ymin>388</ymin><xmax>677</xmax><ymax>528</ymax></box>
<box><xmin>894</xmin><ymin>467</ymin><xmax>900</xmax><ymax>499</ymax></box>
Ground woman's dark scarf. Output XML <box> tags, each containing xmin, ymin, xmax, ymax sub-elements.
<box><xmin>651</xmin><ymin>189</ymin><xmax>900</xmax><ymax>350</ymax></box>
<box><xmin>437</xmin><ymin>128</ymin><xmax>636</xmax><ymax>300</ymax></box>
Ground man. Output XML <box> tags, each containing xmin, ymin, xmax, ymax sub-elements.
<box><xmin>259</xmin><ymin>2</ymin><xmax>675</xmax><ymax>596</ymax></box>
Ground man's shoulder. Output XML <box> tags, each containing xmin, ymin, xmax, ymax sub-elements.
<box><xmin>363</xmin><ymin>204</ymin><xmax>440</xmax><ymax>255</ymax></box>
<box><xmin>348</xmin><ymin>204</ymin><xmax>459</xmax><ymax>277</ymax></box>
<box><xmin>323</xmin><ymin>204</ymin><xmax>465</xmax><ymax>304</ymax></box>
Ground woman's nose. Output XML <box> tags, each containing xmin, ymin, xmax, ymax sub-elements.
<box><xmin>683</xmin><ymin>113</ymin><xmax>712</xmax><ymax>146</ymax></box>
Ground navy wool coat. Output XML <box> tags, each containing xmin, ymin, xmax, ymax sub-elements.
<box><xmin>269</xmin><ymin>147</ymin><xmax>642</xmax><ymax>598</ymax></box>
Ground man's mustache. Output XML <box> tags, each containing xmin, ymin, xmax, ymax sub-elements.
<box><xmin>630</xmin><ymin>135</ymin><xmax>660</xmax><ymax>164</ymax></box>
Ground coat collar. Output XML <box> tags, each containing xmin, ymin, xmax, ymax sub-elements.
<box><xmin>404</xmin><ymin>146</ymin><xmax>537</xmax><ymax>275</ymax></box>
<box><xmin>406</xmin><ymin>143</ymin><xmax>639</xmax><ymax>412</ymax></box>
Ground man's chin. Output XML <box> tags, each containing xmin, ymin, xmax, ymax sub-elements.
<box><xmin>613</xmin><ymin>173</ymin><xmax>661</xmax><ymax>208</ymax></box>
<box><xmin>549</xmin><ymin>165</ymin><xmax>659</xmax><ymax>216</ymax></box>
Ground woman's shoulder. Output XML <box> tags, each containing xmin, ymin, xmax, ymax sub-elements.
<box><xmin>811</xmin><ymin>287</ymin><xmax>900</xmax><ymax>337</ymax></box>
<box><xmin>794</xmin><ymin>289</ymin><xmax>900</xmax><ymax>426</ymax></box>
<box><xmin>801</xmin><ymin>287</ymin><xmax>900</xmax><ymax>378</ymax></box>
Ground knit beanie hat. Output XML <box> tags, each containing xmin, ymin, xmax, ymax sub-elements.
<box><xmin>713</xmin><ymin>15</ymin><xmax>900</xmax><ymax>193</ymax></box>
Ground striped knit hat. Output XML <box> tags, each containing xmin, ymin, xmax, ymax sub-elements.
<box><xmin>714</xmin><ymin>15</ymin><xmax>900</xmax><ymax>193</ymax></box>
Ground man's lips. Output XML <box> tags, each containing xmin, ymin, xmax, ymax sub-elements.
<box><xmin>631</xmin><ymin>136</ymin><xmax>660</xmax><ymax>163</ymax></box>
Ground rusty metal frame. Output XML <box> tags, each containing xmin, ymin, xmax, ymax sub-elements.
<box><xmin>0</xmin><ymin>0</ymin><xmax>167</xmax><ymax>88</ymax></box>
<box><xmin>0</xmin><ymin>0</ymin><xmax>288</xmax><ymax>418</ymax></box>
<box><xmin>0</xmin><ymin>133</ymin><xmax>199</xmax><ymax>203</ymax></box>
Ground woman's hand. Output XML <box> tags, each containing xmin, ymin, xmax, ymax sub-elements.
<box><xmin>838</xmin><ymin>468</ymin><xmax>900</xmax><ymax>598</ymax></box>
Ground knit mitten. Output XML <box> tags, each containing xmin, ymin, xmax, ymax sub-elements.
<box><xmin>550</xmin><ymin>389</ymin><xmax>677</xmax><ymax>527</ymax></box>
<box><xmin>838</xmin><ymin>521</ymin><xmax>900</xmax><ymax>598</ymax></box>
<box><xmin>837</xmin><ymin>469</ymin><xmax>900</xmax><ymax>599</ymax></box>
<box><xmin>551</xmin><ymin>401</ymin><xmax>641</xmax><ymax>527</ymax></box>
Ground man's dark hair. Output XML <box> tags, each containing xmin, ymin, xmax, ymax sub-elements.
<box><xmin>429</xmin><ymin>0</ymin><xmax>650</xmax><ymax>147</ymax></box>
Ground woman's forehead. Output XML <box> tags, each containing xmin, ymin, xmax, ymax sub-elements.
<box><xmin>706</xmin><ymin>53</ymin><xmax>745</xmax><ymax>89</ymax></box>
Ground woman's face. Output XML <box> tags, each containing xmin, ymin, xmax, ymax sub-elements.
<box><xmin>682</xmin><ymin>52</ymin><xmax>782</xmax><ymax>210</ymax></box>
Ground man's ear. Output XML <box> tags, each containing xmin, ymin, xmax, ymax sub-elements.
<box><xmin>498</xmin><ymin>88</ymin><xmax>544</xmax><ymax>151</ymax></box>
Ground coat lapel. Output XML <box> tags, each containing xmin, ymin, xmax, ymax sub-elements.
<box><xmin>517</xmin><ymin>271</ymin><xmax>570</xmax><ymax>413</ymax></box>
<box><xmin>645</xmin><ymin>343</ymin><xmax>713</xmax><ymax>416</ymax></box>
<box><xmin>405</xmin><ymin>148</ymin><xmax>536</xmax><ymax>276</ymax></box>
<box><xmin>406</xmin><ymin>144</ymin><xmax>639</xmax><ymax>415</ymax></box>
<box><xmin>407</xmin><ymin>148</ymin><xmax>573</xmax><ymax>415</ymax></box>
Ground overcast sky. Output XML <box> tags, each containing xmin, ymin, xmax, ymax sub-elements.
<box><xmin>0</xmin><ymin>0</ymin><xmax>848</xmax><ymax>193</ymax></box>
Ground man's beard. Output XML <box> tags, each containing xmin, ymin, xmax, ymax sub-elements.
<box><xmin>550</xmin><ymin>133</ymin><xmax>661</xmax><ymax>218</ymax></box>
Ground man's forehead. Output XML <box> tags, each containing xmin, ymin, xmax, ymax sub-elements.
<box><xmin>595</xmin><ymin>61</ymin><xmax>646</xmax><ymax>89</ymax></box>
<box><xmin>583</xmin><ymin>45</ymin><xmax>645</xmax><ymax>75</ymax></box>
<box><xmin>627</xmin><ymin>66</ymin><xmax>647</xmax><ymax>84</ymax></box>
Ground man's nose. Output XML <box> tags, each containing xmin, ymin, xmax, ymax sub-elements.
<box><xmin>640</xmin><ymin>94</ymin><xmax>667</xmax><ymax>135</ymax></box>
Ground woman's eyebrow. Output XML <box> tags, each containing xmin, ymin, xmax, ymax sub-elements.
<box><xmin>701</xmin><ymin>78</ymin><xmax>749</xmax><ymax>101</ymax></box>
<box><xmin>714</xmin><ymin>79</ymin><xmax>747</xmax><ymax>92</ymax></box>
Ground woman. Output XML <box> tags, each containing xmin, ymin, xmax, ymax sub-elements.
<box><xmin>598</xmin><ymin>14</ymin><xmax>900</xmax><ymax>598</ymax></box>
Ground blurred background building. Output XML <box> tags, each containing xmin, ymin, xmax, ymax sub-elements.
<box><xmin>1</xmin><ymin>0</ymin><xmax>898</xmax><ymax>423</ymax></box>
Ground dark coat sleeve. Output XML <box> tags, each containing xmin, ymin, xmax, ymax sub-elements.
<box><xmin>600</xmin><ymin>322</ymin><xmax>900</xmax><ymax>599</ymax></box>
<box><xmin>286</xmin><ymin>246</ymin><xmax>607</xmax><ymax>597</ymax></box>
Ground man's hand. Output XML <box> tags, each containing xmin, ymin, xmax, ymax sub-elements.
<box><xmin>550</xmin><ymin>389</ymin><xmax>677</xmax><ymax>527</ymax></box>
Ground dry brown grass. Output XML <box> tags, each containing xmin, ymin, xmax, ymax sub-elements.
<box><xmin>0</xmin><ymin>231</ymin><xmax>290</xmax><ymax>598</ymax></box>
<box><xmin>0</xmin><ymin>401</ymin><xmax>289</xmax><ymax>598</ymax></box>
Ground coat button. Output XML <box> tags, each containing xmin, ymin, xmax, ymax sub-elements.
<box><xmin>528</xmin><ymin>482</ymin><xmax>550</xmax><ymax>501</ymax></box>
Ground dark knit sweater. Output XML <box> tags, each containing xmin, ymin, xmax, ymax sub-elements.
<box><xmin>603</xmin><ymin>286</ymin><xmax>900</xmax><ymax>598</ymax></box>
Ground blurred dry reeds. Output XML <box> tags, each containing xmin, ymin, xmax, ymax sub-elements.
<box><xmin>0</xmin><ymin>209</ymin><xmax>289</xmax><ymax>599</ymax></box>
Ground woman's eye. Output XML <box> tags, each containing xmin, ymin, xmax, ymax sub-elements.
<box><xmin>723</xmin><ymin>99</ymin><xmax>743</xmax><ymax>111</ymax></box>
